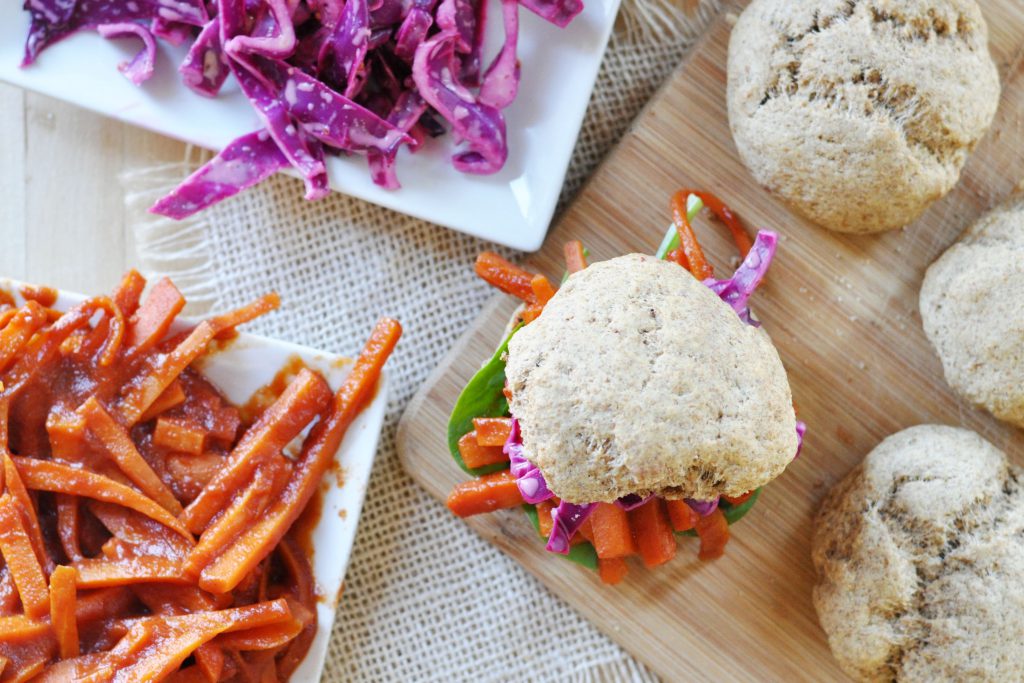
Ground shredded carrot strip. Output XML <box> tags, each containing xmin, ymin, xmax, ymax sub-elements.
<box><xmin>598</xmin><ymin>557</ymin><xmax>628</xmax><ymax>585</ymax></box>
<box><xmin>670</xmin><ymin>191</ymin><xmax>713</xmax><ymax>280</ymax></box>
<box><xmin>2</xmin><ymin>297</ymin><xmax>118</xmax><ymax>395</ymax></box>
<box><xmin>199</xmin><ymin>319</ymin><xmax>401</xmax><ymax>594</ymax></box>
<box><xmin>678</xmin><ymin>189</ymin><xmax>754</xmax><ymax>258</ymax></box>
<box><xmin>208</xmin><ymin>293</ymin><xmax>281</xmax><ymax>337</ymax></box>
<box><xmin>471</xmin><ymin>417</ymin><xmax>513</xmax><ymax>447</ymax></box>
<box><xmin>117</xmin><ymin>322</ymin><xmax>217</xmax><ymax>425</ymax></box>
<box><xmin>126</xmin><ymin>277</ymin><xmax>186</xmax><ymax>352</ymax></box>
<box><xmin>0</xmin><ymin>308</ymin><xmax>17</xmax><ymax>327</ymax></box>
<box><xmin>2</xmin><ymin>453</ymin><xmax>49</xmax><ymax>572</ymax></box>
<box><xmin>0</xmin><ymin>494</ymin><xmax>49</xmax><ymax>619</ymax></box>
<box><xmin>89</xmin><ymin>502</ymin><xmax>193</xmax><ymax>562</ymax></box>
<box><xmin>180</xmin><ymin>368</ymin><xmax>332</xmax><ymax>534</ymax></box>
<box><xmin>114</xmin><ymin>600</ymin><xmax>291</xmax><ymax>681</ymax></box>
<box><xmin>457</xmin><ymin>431</ymin><xmax>508</xmax><ymax>469</ymax></box>
<box><xmin>695</xmin><ymin>508</ymin><xmax>730</xmax><ymax>560</ymax></box>
<box><xmin>475</xmin><ymin>252</ymin><xmax>536</xmax><ymax>301</ymax></box>
<box><xmin>518</xmin><ymin>303</ymin><xmax>545</xmax><ymax>324</ymax></box>
<box><xmin>446</xmin><ymin>470</ymin><xmax>523</xmax><ymax>517</ymax></box>
<box><xmin>0</xmin><ymin>302</ymin><xmax>47</xmax><ymax>373</ymax></box>
<box><xmin>0</xmin><ymin>615</ymin><xmax>50</xmax><ymax>642</ymax></box>
<box><xmin>152</xmin><ymin>417</ymin><xmax>207</xmax><ymax>456</ymax></box>
<box><xmin>137</xmin><ymin>380</ymin><xmax>186</xmax><ymax>423</ymax></box>
<box><xmin>529</xmin><ymin>275</ymin><xmax>556</xmax><ymax>308</ymax></box>
<box><xmin>111</xmin><ymin>270</ymin><xmax>147</xmax><ymax>319</ymax></box>
<box><xmin>722</xmin><ymin>490</ymin><xmax>754</xmax><ymax>506</ymax></box>
<box><xmin>80</xmin><ymin>397</ymin><xmax>183</xmax><ymax>515</ymax></box>
<box><xmin>74</xmin><ymin>557</ymin><xmax>190</xmax><ymax>589</ymax></box>
<box><xmin>184</xmin><ymin>456</ymin><xmax>290</xmax><ymax>576</ymax></box>
<box><xmin>563</xmin><ymin>240</ymin><xmax>588</xmax><ymax>274</ymax></box>
<box><xmin>11</xmin><ymin>457</ymin><xmax>192</xmax><ymax>539</ymax></box>
<box><xmin>665</xmin><ymin>499</ymin><xmax>700</xmax><ymax>532</ymax></box>
<box><xmin>214</xmin><ymin>616</ymin><xmax>304</xmax><ymax>650</ymax></box>
<box><xmin>49</xmin><ymin>566</ymin><xmax>79</xmax><ymax>659</ymax></box>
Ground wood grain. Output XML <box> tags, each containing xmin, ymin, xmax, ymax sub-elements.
<box><xmin>397</xmin><ymin>2</ymin><xmax>1024</xmax><ymax>680</ymax></box>
<box><xmin>1</xmin><ymin>89</ymin><xmax>185</xmax><ymax>292</ymax></box>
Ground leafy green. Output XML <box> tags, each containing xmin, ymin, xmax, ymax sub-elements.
<box><xmin>676</xmin><ymin>488</ymin><xmax>762</xmax><ymax>537</ymax></box>
<box><xmin>654</xmin><ymin>194</ymin><xmax>704</xmax><ymax>259</ymax></box>
<box><xmin>522</xmin><ymin>505</ymin><xmax>598</xmax><ymax>569</ymax></box>
<box><xmin>447</xmin><ymin>327</ymin><xmax>519</xmax><ymax>475</ymax></box>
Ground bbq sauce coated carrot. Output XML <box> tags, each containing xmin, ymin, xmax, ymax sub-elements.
<box><xmin>0</xmin><ymin>274</ymin><xmax>399</xmax><ymax>681</ymax></box>
<box><xmin>629</xmin><ymin>499</ymin><xmax>677</xmax><ymax>568</ymax></box>
<box><xmin>446</xmin><ymin>470</ymin><xmax>524</xmax><ymax>517</ymax></box>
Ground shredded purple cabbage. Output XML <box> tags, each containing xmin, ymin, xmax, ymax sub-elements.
<box><xmin>95</xmin><ymin>22</ymin><xmax>157</xmax><ymax>85</ymax></box>
<box><xmin>703</xmin><ymin>230</ymin><xmax>778</xmax><ymax>327</ymax></box>
<box><xmin>149</xmin><ymin>130</ymin><xmax>289</xmax><ymax>216</ymax></box>
<box><xmin>794</xmin><ymin>420</ymin><xmax>807</xmax><ymax>459</ymax></box>
<box><xmin>684</xmin><ymin>497</ymin><xmax>719</xmax><ymax>517</ymax></box>
<box><xmin>546</xmin><ymin>501</ymin><xmax>595</xmax><ymax>555</ymax></box>
<box><xmin>21</xmin><ymin>0</ymin><xmax>583</xmax><ymax>218</ymax></box>
<box><xmin>504</xmin><ymin>418</ymin><xmax>554</xmax><ymax>504</ymax></box>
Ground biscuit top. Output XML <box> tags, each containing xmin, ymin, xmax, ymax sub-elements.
<box><xmin>504</xmin><ymin>254</ymin><xmax>797</xmax><ymax>504</ymax></box>
<box><xmin>920</xmin><ymin>189</ymin><xmax>1024</xmax><ymax>428</ymax></box>
<box><xmin>812</xmin><ymin>425</ymin><xmax>1024</xmax><ymax>682</ymax></box>
<box><xmin>727</xmin><ymin>0</ymin><xmax>999</xmax><ymax>234</ymax></box>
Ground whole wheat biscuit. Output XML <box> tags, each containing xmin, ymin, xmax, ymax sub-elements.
<box><xmin>727</xmin><ymin>0</ymin><xmax>999</xmax><ymax>234</ymax></box>
<box><xmin>920</xmin><ymin>189</ymin><xmax>1024</xmax><ymax>428</ymax></box>
<box><xmin>504</xmin><ymin>254</ymin><xmax>797</xmax><ymax>504</ymax></box>
<box><xmin>812</xmin><ymin>425</ymin><xmax>1024</xmax><ymax>682</ymax></box>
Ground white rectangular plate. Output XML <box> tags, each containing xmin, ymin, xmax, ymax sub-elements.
<box><xmin>1</xmin><ymin>278</ymin><xmax>389</xmax><ymax>682</ymax></box>
<box><xmin>0</xmin><ymin>1</ymin><xmax>619</xmax><ymax>251</ymax></box>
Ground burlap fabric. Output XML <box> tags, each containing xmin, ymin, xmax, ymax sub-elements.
<box><xmin>126</xmin><ymin>1</ymin><xmax>721</xmax><ymax>678</ymax></box>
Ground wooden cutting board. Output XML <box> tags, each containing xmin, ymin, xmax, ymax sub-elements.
<box><xmin>397</xmin><ymin>2</ymin><xmax>1024</xmax><ymax>679</ymax></box>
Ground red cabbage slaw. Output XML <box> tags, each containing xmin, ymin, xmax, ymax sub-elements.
<box><xmin>505</xmin><ymin>229</ymin><xmax>807</xmax><ymax>555</ymax></box>
<box><xmin>21</xmin><ymin>0</ymin><xmax>583</xmax><ymax>218</ymax></box>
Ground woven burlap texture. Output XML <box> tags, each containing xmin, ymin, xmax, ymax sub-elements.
<box><xmin>127</xmin><ymin>2</ymin><xmax>721</xmax><ymax>679</ymax></box>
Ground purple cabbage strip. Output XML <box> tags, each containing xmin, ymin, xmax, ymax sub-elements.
<box><xmin>151</xmin><ymin>17</ymin><xmax>195</xmax><ymax>46</ymax></box>
<box><xmin>394</xmin><ymin>8</ymin><xmax>433</xmax><ymax>63</ymax></box>
<box><xmin>478</xmin><ymin>0</ymin><xmax>519</xmax><ymax>109</ymax></box>
<box><xmin>22</xmin><ymin>0</ymin><xmax>584</xmax><ymax>216</ymax></box>
<box><xmin>684</xmin><ymin>497</ymin><xmax>720</xmax><ymax>517</ymax></box>
<box><xmin>226</xmin><ymin>0</ymin><xmax>296</xmax><ymax>59</ymax></box>
<box><xmin>254</xmin><ymin>60</ymin><xmax>411</xmax><ymax>155</ymax></box>
<box><xmin>368</xmin><ymin>91</ymin><xmax>429</xmax><ymax>189</ymax></box>
<box><xmin>504</xmin><ymin>418</ymin><xmax>555</xmax><ymax>504</ymax></box>
<box><xmin>149</xmin><ymin>130</ymin><xmax>289</xmax><ymax>219</ymax></box>
<box><xmin>794</xmin><ymin>420</ymin><xmax>807</xmax><ymax>459</ymax></box>
<box><xmin>228</xmin><ymin>58</ymin><xmax>330</xmax><ymax>200</ymax></box>
<box><xmin>518</xmin><ymin>0</ymin><xmax>581</xmax><ymax>28</ymax></box>
<box><xmin>96</xmin><ymin>22</ymin><xmax>157</xmax><ymax>85</ymax></box>
<box><xmin>517</xmin><ymin>467</ymin><xmax>553</xmax><ymax>504</ymax></box>
<box><xmin>179</xmin><ymin>17</ymin><xmax>228</xmax><ymax>97</ymax></box>
<box><xmin>546</xmin><ymin>501</ymin><xmax>595</xmax><ymax>555</ymax></box>
<box><xmin>435</xmin><ymin>0</ymin><xmax>476</xmax><ymax>52</ymax></box>
<box><xmin>412</xmin><ymin>32</ymin><xmax>508</xmax><ymax>174</ymax></box>
<box><xmin>703</xmin><ymin>230</ymin><xmax>778</xmax><ymax>327</ymax></box>
<box><xmin>319</xmin><ymin>0</ymin><xmax>370</xmax><ymax>98</ymax></box>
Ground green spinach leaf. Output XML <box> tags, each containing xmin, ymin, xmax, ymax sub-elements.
<box><xmin>446</xmin><ymin>328</ymin><xmax>519</xmax><ymax>475</ymax></box>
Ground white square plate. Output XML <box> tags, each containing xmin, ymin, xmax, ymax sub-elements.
<box><xmin>1</xmin><ymin>278</ymin><xmax>389</xmax><ymax>682</ymax></box>
<box><xmin>0</xmin><ymin>1</ymin><xmax>620</xmax><ymax>251</ymax></box>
